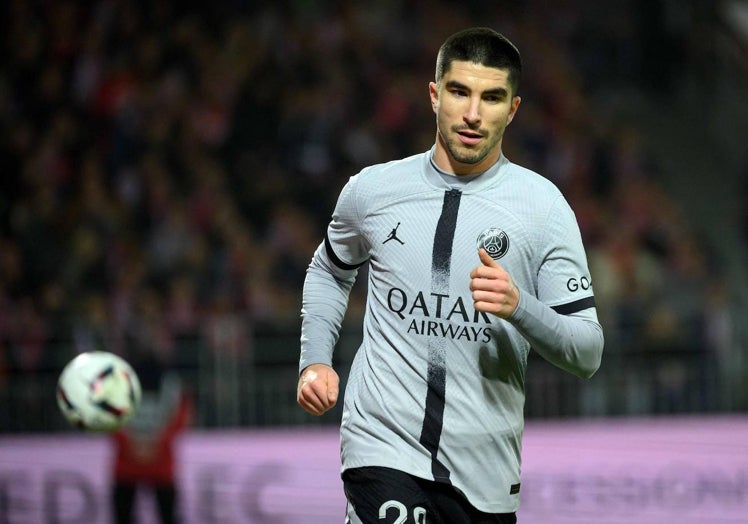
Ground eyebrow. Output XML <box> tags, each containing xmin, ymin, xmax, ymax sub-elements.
<box><xmin>444</xmin><ymin>80</ymin><xmax>509</xmax><ymax>98</ymax></box>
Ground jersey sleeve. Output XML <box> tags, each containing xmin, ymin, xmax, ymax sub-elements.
<box><xmin>536</xmin><ymin>195</ymin><xmax>595</xmax><ymax>310</ymax></box>
<box><xmin>509</xmin><ymin>293</ymin><xmax>603</xmax><ymax>378</ymax></box>
<box><xmin>324</xmin><ymin>174</ymin><xmax>370</xmax><ymax>268</ymax></box>
<box><xmin>299</xmin><ymin>175</ymin><xmax>368</xmax><ymax>373</ymax></box>
<box><xmin>508</xmin><ymin>194</ymin><xmax>603</xmax><ymax>378</ymax></box>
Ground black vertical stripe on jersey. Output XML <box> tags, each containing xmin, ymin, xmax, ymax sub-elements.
<box><xmin>420</xmin><ymin>188</ymin><xmax>461</xmax><ymax>484</ymax></box>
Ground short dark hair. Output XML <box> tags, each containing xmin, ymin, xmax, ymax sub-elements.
<box><xmin>435</xmin><ymin>27</ymin><xmax>522</xmax><ymax>96</ymax></box>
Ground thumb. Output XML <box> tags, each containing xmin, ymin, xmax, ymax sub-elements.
<box><xmin>326</xmin><ymin>371</ymin><xmax>339</xmax><ymax>402</ymax></box>
<box><xmin>478</xmin><ymin>248</ymin><xmax>499</xmax><ymax>268</ymax></box>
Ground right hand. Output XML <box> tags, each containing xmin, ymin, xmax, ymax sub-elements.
<box><xmin>297</xmin><ymin>363</ymin><xmax>339</xmax><ymax>416</ymax></box>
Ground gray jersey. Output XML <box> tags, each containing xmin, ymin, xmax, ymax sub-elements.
<box><xmin>300</xmin><ymin>148</ymin><xmax>603</xmax><ymax>513</ymax></box>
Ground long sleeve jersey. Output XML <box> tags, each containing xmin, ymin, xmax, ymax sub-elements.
<box><xmin>300</xmin><ymin>148</ymin><xmax>604</xmax><ymax>513</ymax></box>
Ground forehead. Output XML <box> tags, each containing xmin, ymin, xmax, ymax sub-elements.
<box><xmin>442</xmin><ymin>60</ymin><xmax>511</xmax><ymax>90</ymax></box>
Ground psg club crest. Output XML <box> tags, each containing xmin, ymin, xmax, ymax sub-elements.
<box><xmin>477</xmin><ymin>228</ymin><xmax>510</xmax><ymax>260</ymax></box>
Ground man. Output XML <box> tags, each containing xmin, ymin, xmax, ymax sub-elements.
<box><xmin>112</xmin><ymin>353</ymin><xmax>192</xmax><ymax>524</ymax></box>
<box><xmin>297</xmin><ymin>27</ymin><xmax>603</xmax><ymax>523</ymax></box>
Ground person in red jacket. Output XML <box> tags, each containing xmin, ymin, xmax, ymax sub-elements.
<box><xmin>111</xmin><ymin>355</ymin><xmax>192</xmax><ymax>524</ymax></box>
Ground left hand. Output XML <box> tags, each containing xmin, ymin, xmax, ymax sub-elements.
<box><xmin>469</xmin><ymin>248</ymin><xmax>520</xmax><ymax>319</ymax></box>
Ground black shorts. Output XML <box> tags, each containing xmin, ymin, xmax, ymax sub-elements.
<box><xmin>342</xmin><ymin>466</ymin><xmax>517</xmax><ymax>524</ymax></box>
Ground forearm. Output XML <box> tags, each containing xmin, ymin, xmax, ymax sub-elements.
<box><xmin>509</xmin><ymin>292</ymin><xmax>603</xmax><ymax>378</ymax></box>
<box><xmin>299</xmin><ymin>247</ymin><xmax>358</xmax><ymax>373</ymax></box>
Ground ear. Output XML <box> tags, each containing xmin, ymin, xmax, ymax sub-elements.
<box><xmin>507</xmin><ymin>96</ymin><xmax>521</xmax><ymax>125</ymax></box>
<box><xmin>429</xmin><ymin>82</ymin><xmax>439</xmax><ymax>114</ymax></box>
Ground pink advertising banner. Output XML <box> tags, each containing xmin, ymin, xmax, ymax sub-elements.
<box><xmin>1</xmin><ymin>416</ymin><xmax>747</xmax><ymax>523</ymax></box>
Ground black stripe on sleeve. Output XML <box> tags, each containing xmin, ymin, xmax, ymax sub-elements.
<box><xmin>324</xmin><ymin>232</ymin><xmax>366</xmax><ymax>270</ymax></box>
<box><xmin>551</xmin><ymin>296</ymin><xmax>596</xmax><ymax>315</ymax></box>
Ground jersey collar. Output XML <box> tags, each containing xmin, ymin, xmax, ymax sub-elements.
<box><xmin>424</xmin><ymin>145</ymin><xmax>510</xmax><ymax>192</ymax></box>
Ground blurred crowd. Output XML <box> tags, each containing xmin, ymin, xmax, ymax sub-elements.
<box><xmin>0</xmin><ymin>0</ymin><xmax>741</xmax><ymax>427</ymax></box>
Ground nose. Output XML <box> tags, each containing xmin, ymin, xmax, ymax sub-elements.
<box><xmin>463</xmin><ymin>96</ymin><xmax>481</xmax><ymax>126</ymax></box>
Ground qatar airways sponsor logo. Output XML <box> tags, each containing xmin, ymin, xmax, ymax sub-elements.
<box><xmin>386</xmin><ymin>287</ymin><xmax>493</xmax><ymax>343</ymax></box>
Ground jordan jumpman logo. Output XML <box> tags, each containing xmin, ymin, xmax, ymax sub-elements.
<box><xmin>383</xmin><ymin>222</ymin><xmax>405</xmax><ymax>244</ymax></box>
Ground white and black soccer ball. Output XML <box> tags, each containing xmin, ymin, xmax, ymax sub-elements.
<box><xmin>56</xmin><ymin>351</ymin><xmax>142</xmax><ymax>432</ymax></box>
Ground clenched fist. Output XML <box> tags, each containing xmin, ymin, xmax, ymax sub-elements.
<box><xmin>297</xmin><ymin>363</ymin><xmax>340</xmax><ymax>416</ymax></box>
<box><xmin>469</xmin><ymin>248</ymin><xmax>520</xmax><ymax>319</ymax></box>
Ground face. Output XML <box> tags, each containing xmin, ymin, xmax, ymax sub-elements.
<box><xmin>430</xmin><ymin>61</ymin><xmax>521</xmax><ymax>175</ymax></box>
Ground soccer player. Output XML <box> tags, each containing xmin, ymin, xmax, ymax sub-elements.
<box><xmin>297</xmin><ymin>27</ymin><xmax>604</xmax><ymax>523</ymax></box>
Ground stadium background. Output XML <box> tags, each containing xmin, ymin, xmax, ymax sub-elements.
<box><xmin>1</xmin><ymin>0</ymin><xmax>747</xmax><ymax>522</ymax></box>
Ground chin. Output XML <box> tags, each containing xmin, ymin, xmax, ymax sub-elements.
<box><xmin>451</xmin><ymin>150</ymin><xmax>485</xmax><ymax>166</ymax></box>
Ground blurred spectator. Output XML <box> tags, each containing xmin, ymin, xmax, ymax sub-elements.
<box><xmin>112</xmin><ymin>349</ymin><xmax>192</xmax><ymax>524</ymax></box>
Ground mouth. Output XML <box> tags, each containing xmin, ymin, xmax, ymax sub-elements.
<box><xmin>456</xmin><ymin>129</ymin><xmax>483</xmax><ymax>146</ymax></box>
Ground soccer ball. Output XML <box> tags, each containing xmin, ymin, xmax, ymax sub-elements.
<box><xmin>56</xmin><ymin>351</ymin><xmax>142</xmax><ymax>432</ymax></box>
